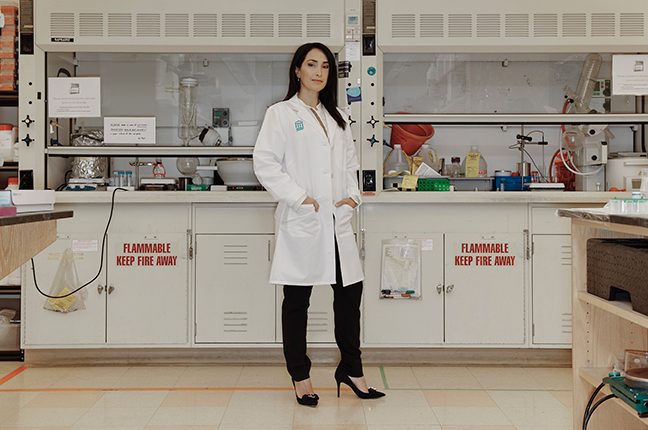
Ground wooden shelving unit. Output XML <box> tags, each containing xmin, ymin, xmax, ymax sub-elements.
<box><xmin>567</xmin><ymin>216</ymin><xmax>648</xmax><ymax>430</ymax></box>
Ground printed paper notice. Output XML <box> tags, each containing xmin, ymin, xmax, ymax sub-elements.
<box><xmin>72</xmin><ymin>239</ymin><xmax>98</xmax><ymax>253</ymax></box>
<box><xmin>104</xmin><ymin>117</ymin><xmax>156</xmax><ymax>145</ymax></box>
<box><xmin>613</xmin><ymin>55</ymin><xmax>648</xmax><ymax>95</ymax></box>
<box><xmin>48</xmin><ymin>77</ymin><xmax>101</xmax><ymax>118</ymax></box>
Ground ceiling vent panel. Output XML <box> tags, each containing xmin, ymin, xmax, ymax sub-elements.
<box><xmin>533</xmin><ymin>13</ymin><xmax>558</xmax><ymax>37</ymax></box>
<box><xmin>221</xmin><ymin>13</ymin><xmax>246</xmax><ymax>38</ymax></box>
<box><xmin>448</xmin><ymin>14</ymin><xmax>472</xmax><ymax>38</ymax></box>
<box><xmin>165</xmin><ymin>13</ymin><xmax>189</xmax><ymax>37</ymax></box>
<box><xmin>306</xmin><ymin>14</ymin><xmax>331</xmax><ymax>38</ymax></box>
<box><xmin>278</xmin><ymin>14</ymin><xmax>302</xmax><ymax>37</ymax></box>
<box><xmin>193</xmin><ymin>14</ymin><xmax>217</xmax><ymax>37</ymax></box>
<box><xmin>79</xmin><ymin>13</ymin><xmax>103</xmax><ymax>37</ymax></box>
<box><xmin>505</xmin><ymin>14</ymin><xmax>529</xmax><ymax>37</ymax></box>
<box><xmin>107</xmin><ymin>13</ymin><xmax>132</xmax><ymax>37</ymax></box>
<box><xmin>51</xmin><ymin>12</ymin><xmax>75</xmax><ymax>38</ymax></box>
<box><xmin>250</xmin><ymin>14</ymin><xmax>274</xmax><ymax>38</ymax></box>
<box><xmin>391</xmin><ymin>14</ymin><xmax>415</xmax><ymax>38</ymax></box>
<box><xmin>620</xmin><ymin>12</ymin><xmax>644</xmax><ymax>37</ymax></box>
<box><xmin>136</xmin><ymin>13</ymin><xmax>160</xmax><ymax>37</ymax></box>
<box><xmin>591</xmin><ymin>13</ymin><xmax>615</xmax><ymax>37</ymax></box>
<box><xmin>476</xmin><ymin>14</ymin><xmax>500</xmax><ymax>38</ymax></box>
<box><xmin>420</xmin><ymin>14</ymin><xmax>443</xmax><ymax>38</ymax></box>
<box><xmin>562</xmin><ymin>13</ymin><xmax>586</xmax><ymax>37</ymax></box>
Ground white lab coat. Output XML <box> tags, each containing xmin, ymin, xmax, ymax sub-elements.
<box><xmin>253</xmin><ymin>94</ymin><xmax>364</xmax><ymax>287</ymax></box>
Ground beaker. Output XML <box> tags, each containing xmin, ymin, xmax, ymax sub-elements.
<box><xmin>178</xmin><ymin>77</ymin><xmax>198</xmax><ymax>146</ymax></box>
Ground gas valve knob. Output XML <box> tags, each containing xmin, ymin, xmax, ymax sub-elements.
<box><xmin>22</xmin><ymin>115</ymin><xmax>34</xmax><ymax>127</ymax></box>
<box><xmin>21</xmin><ymin>134</ymin><xmax>33</xmax><ymax>146</ymax></box>
<box><xmin>366</xmin><ymin>135</ymin><xmax>379</xmax><ymax>147</ymax></box>
<box><xmin>367</xmin><ymin>115</ymin><xmax>380</xmax><ymax>128</ymax></box>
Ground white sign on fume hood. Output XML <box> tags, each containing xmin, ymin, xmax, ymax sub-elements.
<box><xmin>612</xmin><ymin>55</ymin><xmax>648</xmax><ymax>95</ymax></box>
<box><xmin>48</xmin><ymin>77</ymin><xmax>101</xmax><ymax>118</ymax></box>
<box><xmin>104</xmin><ymin>117</ymin><xmax>156</xmax><ymax>145</ymax></box>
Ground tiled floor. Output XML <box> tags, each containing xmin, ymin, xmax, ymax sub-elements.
<box><xmin>0</xmin><ymin>363</ymin><xmax>573</xmax><ymax>429</ymax></box>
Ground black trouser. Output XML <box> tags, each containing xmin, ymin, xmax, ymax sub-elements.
<box><xmin>282</xmin><ymin>241</ymin><xmax>364</xmax><ymax>382</ymax></box>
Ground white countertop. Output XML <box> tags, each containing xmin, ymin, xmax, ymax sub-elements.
<box><xmin>53</xmin><ymin>190</ymin><xmax>621</xmax><ymax>205</ymax></box>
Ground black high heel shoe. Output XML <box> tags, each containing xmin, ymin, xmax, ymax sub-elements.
<box><xmin>335</xmin><ymin>367</ymin><xmax>385</xmax><ymax>399</ymax></box>
<box><xmin>292</xmin><ymin>379</ymin><xmax>319</xmax><ymax>407</ymax></box>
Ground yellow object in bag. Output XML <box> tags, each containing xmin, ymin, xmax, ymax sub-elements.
<box><xmin>43</xmin><ymin>248</ymin><xmax>87</xmax><ymax>313</ymax></box>
<box><xmin>46</xmin><ymin>287</ymin><xmax>77</xmax><ymax>313</ymax></box>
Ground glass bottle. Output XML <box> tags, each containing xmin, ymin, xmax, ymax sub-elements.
<box><xmin>444</xmin><ymin>157</ymin><xmax>462</xmax><ymax>178</ymax></box>
<box><xmin>153</xmin><ymin>159</ymin><xmax>166</xmax><ymax>178</ymax></box>
<box><xmin>384</xmin><ymin>144</ymin><xmax>411</xmax><ymax>176</ymax></box>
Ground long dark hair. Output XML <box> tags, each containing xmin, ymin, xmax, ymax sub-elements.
<box><xmin>284</xmin><ymin>42</ymin><xmax>346</xmax><ymax>130</ymax></box>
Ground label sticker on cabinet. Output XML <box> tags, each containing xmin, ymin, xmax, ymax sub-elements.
<box><xmin>72</xmin><ymin>239</ymin><xmax>98</xmax><ymax>252</ymax></box>
<box><xmin>421</xmin><ymin>239</ymin><xmax>434</xmax><ymax>251</ymax></box>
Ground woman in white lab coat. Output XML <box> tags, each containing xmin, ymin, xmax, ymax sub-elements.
<box><xmin>253</xmin><ymin>42</ymin><xmax>385</xmax><ymax>407</ymax></box>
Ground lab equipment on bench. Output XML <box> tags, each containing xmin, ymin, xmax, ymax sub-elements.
<box><xmin>562</xmin><ymin>54</ymin><xmax>612</xmax><ymax>191</ymax></box>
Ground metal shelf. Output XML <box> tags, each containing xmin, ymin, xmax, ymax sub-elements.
<box><xmin>384</xmin><ymin>113</ymin><xmax>648</xmax><ymax>125</ymax></box>
<box><xmin>46</xmin><ymin>146</ymin><xmax>254</xmax><ymax>157</ymax></box>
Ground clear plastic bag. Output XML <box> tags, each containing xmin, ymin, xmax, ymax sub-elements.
<box><xmin>43</xmin><ymin>248</ymin><xmax>87</xmax><ymax>313</ymax></box>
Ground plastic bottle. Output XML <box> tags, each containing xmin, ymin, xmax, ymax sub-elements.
<box><xmin>462</xmin><ymin>145</ymin><xmax>488</xmax><ymax>177</ymax></box>
<box><xmin>125</xmin><ymin>171</ymin><xmax>133</xmax><ymax>187</ymax></box>
<box><xmin>417</xmin><ymin>144</ymin><xmax>440</xmax><ymax>172</ymax></box>
<box><xmin>153</xmin><ymin>159</ymin><xmax>166</xmax><ymax>178</ymax></box>
<box><xmin>384</xmin><ymin>144</ymin><xmax>411</xmax><ymax>176</ymax></box>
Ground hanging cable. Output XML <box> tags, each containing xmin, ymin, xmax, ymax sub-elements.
<box><xmin>30</xmin><ymin>187</ymin><xmax>126</xmax><ymax>299</ymax></box>
<box><xmin>583</xmin><ymin>394</ymin><xmax>616</xmax><ymax>430</ymax></box>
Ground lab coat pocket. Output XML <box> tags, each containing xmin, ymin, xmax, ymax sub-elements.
<box><xmin>334</xmin><ymin>204</ymin><xmax>355</xmax><ymax>237</ymax></box>
<box><xmin>284</xmin><ymin>205</ymin><xmax>321</xmax><ymax>238</ymax></box>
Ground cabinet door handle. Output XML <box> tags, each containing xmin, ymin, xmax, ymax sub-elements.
<box><xmin>446</xmin><ymin>284</ymin><xmax>454</xmax><ymax>293</ymax></box>
<box><xmin>107</xmin><ymin>285</ymin><xmax>115</xmax><ymax>295</ymax></box>
<box><xmin>436</xmin><ymin>284</ymin><xmax>443</xmax><ymax>294</ymax></box>
<box><xmin>97</xmin><ymin>284</ymin><xmax>104</xmax><ymax>294</ymax></box>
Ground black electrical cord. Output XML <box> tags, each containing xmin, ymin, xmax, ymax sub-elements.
<box><xmin>30</xmin><ymin>187</ymin><xmax>126</xmax><ymax>299</ymax></box>
<box><xmin>582</xmin><ymin>383</ymin><xmax>605</xmax><ymax>430</ymax></box>
<box><xmin>583</xmin><ymin>394</ymin><xmax>616</xmax><ymax>430</ymax></box>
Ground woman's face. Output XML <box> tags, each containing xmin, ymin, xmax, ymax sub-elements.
<box><xmin>295</xmin><ymin>48</ymin><xmax>329</xmax><ymax>94</ymax></box>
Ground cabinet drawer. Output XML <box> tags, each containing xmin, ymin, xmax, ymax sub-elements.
<box><xmin>531</xmin><ymin>207</ymin><xmax>571</xmax><ymax>235</ymax></box>
<box><xmin>195</xmin><ymin>205</ymin><xmax>275</xmax><ymax>234</ymax></box>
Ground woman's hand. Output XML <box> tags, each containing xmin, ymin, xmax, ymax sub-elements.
<box><xmin>335</xmin><ymin>197</ymin><xmax>357</xmax><ymax>209</ymax></box>
<box><xmin>302</xmin><ymin>196</ymin><xmax>320</xmax><ymax>212</ymax></box>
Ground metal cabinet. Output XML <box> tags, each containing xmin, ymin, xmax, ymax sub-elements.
<box><xmin>24</xmin><ymin>232</ymin><xmax>189</xmax><ymax>346</ymax></box>
<box><xmin>107</xmin><ymin>233</ymin><xmax>188</xmax><ymax>345</ymax></box>
<box><xmin>531</xmin><ymin>234</ymin><xmax>572</xmax><ymax>345</ymax></box>
<box><xmin>194</xmin><ymin>234</ymin><xmax>276</xmax><ymax>343</ymax></box>
<box><xmin>363</xmin><ymin>232</ymin><xmax>525</xmax><ymax>345</ymax></box>
<box><xmin>275</xmin><ymin>285</ymin><xmax>335</xmax><ymax>344</ymax></box>
<box><xmin>23</xmin><ymin>233</ymin><xmax>106</xmax><ymax>346</ymax></box>
<box><xmin>363</xmin><ymin>233</ymin><xmax>445</xmax><ymax>345</ymax></box>
<box><xmin>444</xmin><ymin>233</ymin><xmax>525</xmax><ymax>345</ymax></box>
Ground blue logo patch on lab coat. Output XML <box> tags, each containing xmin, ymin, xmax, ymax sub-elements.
<box><xmin>295</xmin><ymin>120</ymin><xmax>304</xmax><ymax>132</ymax></box>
